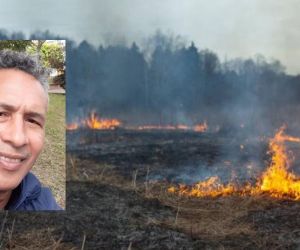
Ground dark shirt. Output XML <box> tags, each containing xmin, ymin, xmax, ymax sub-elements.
<box><xmin>5</xmin><ymin>172</ymin><xmax>62</xmax><ymax>211</ymax></box>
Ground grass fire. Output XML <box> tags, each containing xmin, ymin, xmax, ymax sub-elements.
<box><xmin>67</xmin><ymin>111</ymin><xmax>122</xmax><ymax>130</ymax></box>
<box><xmin>168</xmin><ymin>125</ymin><xmax>300</xmax><ymax>200</ymax></box>
<box><xmin>67</xmin><ymin>111</ymin><xmax>208</xmax><ymax>132</ymax></box>
<box><xmin>2</xmin><ymin>27</ymin><xmax>300</xmax><ymax>249</ymax></box>
<box><xmin>7</xmin><ymin>121</ymin><xmax>300</xmax><ymax>249</ymax></box>
<box><xmin>62</xmin><ymin>124</ymin><xmax>300</xmax><ymax>249</ymax></box>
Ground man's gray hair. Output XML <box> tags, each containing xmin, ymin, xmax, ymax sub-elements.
<box><xmin>0</xmin><ymin>49</ymin><xmax>49</xmax><ymax>93</ymax></box>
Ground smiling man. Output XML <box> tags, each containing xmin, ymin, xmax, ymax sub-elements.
<box><xmin>0</xmin><ymin>49</ymin><xmax>61</xmax><ymax>210</ymax></box>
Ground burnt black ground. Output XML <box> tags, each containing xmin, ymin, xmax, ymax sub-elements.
<box><xmin>2</xmin><ymin>179</ymin><xmax>300</xmax><ymax>249</ymax></box>
<box><xmin>68</xmin><ymin>130</ymin><xmax>268</xmax><ymax>184</ymax></box>
<box><xmin>0</xmin><ymin>130</ymin><xmax>300</xmax><ymax>249</ymax></box>
<box><xmin>0</xmin><ymin>181</ymin><xmax>219</xmax><ymax>249</ymax></box>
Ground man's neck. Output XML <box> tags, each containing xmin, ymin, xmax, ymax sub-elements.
<box><xmin>0</xmin><ymin>190</ymin><xmax>12</xmax><ymax>209</ymax></box>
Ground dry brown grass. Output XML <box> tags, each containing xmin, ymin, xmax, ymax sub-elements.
<box><xmin>2</xmin><ymin>157</ymin><xmax>294</xmax><ymax>249</ymax></box>
<box><xmin>61</xmin><ymin>156</ymin><xmax>300</xmax><ymax>249</ymax></box>
<box><xmin>3</xmin><ymin>228</ymin><xmax>77</xmax><ymax>250</ymax></box>
<box><xmin>145</xmin><ymin>181</ymin><xmax>283</xmax><ymax>245</ymax></box>
<box><xmin>65</xmin><ymin>155</ymin><xmax>280</xmax><ymax>246</ymax></box>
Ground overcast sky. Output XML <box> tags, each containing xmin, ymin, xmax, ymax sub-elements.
<box><xmin>1</xmin><ymin>0</ymin><xmax>299</xmax><ymax>74</ymax></box>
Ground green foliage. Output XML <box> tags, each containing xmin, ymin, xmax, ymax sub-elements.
<box><xmin>40</xmin><ymin>43</ymin><xmax>65</xmax><ymax>71</ymax></box>
<box><xmin>27</xmin><ymin>41</ymin><xmax>66</xmax><ymax>87</ymax></box>
<box><xmin>0</xmin><ymin>40</ymin><xmax>34</xmax><ymax>51</ymax></box>
<box><xmin>27</xmin><ymin>41</ymin><xmax>65</xmax><ymax>71</ymax></box>
<box><xmin>0</xmin><ymin>40</ymin><xmax>65</xmax><ymax>73</ymax></box>
<box><xmin>39</xmin><ymin>43</ymin><xmax>65</xmax><ymax>88</ymax></box>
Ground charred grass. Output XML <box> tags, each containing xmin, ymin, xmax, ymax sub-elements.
<box><xmin>71</xmin><ymin>157</ymin><xmax>300</xmax><ymax>249</ymax></box>
<box><xmin>1</xmin><ymin>159</ymin><xmax>300</xmax><ymax>249</ymax></box>
<box><xmin>1</xmin><ymin>131</ymin><xmax>300</xmax><ymax>249</ymax></box>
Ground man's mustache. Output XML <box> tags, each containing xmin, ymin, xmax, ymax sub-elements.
<box><xmin>0</xmin><ymin>144</ymin><xmax>30</xmax><ymax>160</ymax></box>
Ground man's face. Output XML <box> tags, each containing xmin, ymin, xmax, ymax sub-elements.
<box><xmin>0</xmin><ymin>69</ymin><xmax>47</xmax><ymax>191</ymax></box>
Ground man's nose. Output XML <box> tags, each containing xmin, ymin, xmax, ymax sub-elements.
<box><xmin>1</xmin><ymin>117</ymin><xmax>28</xmax><ymax>147</ymax></box>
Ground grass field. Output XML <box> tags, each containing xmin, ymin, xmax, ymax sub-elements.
<box><xmin>32</xmin><ymin>93</ymin><xmax>65</xmax><ymax>209</ymax></box>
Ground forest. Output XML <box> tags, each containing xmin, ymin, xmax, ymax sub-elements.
<box><xmin>1</xmin><ymin>29</ymin><xmax>299</xmax><ymax>133</ymax></box>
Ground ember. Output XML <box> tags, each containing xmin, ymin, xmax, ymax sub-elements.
<box><xmin>134</xmin><ymin>121</ymin><xmax>208</xmax><ymax>132</ymax></box>
<box><xmin>136</xmin><ymin>125</ymin><xmax>182</xmax><ymax>130</ymax></box>
<box><xmin>193</xmin><ymin>121</ymin><xmax>208</xmax><ymax>132</ymax></box>
<box><xmin>66</xmin><ymin>122</ymin><xmax>79</xmax><ymax>130</ymax></box>
<box><xmin>168</xmin><ymin>126</ymin><xmax>300</xmax><ymax>200</ymax></box>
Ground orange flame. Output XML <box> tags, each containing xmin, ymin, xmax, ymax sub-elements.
<box><xmin>168</xmin><ymin>125</ymin><xmax>300</xmax><ymax>200</ymax></box>
<box><xmin>194</xmin><ymin>121</ymin><xmax>208</xmax><ymax>132</ymax></box>
<box><xmin>168</xmin><ymin>176</ymin><xmax>237</xmax><ymax>197</ymax></box>
<box><xmin>256</xmin><ymin>125</ymin><xmax>300</xmax><ymax>199</ymax></box>
<box><xmin>85</xmin><ymin>111</ymin><xmax>121</xmax><ymax>130</ymax></box>
<box><xmin>67</xmin><ymin>115</ymin><xmax>208</xmax><ymax>132</ymax></box>
<box><xmin>66</xmin><ymin>111</ymin><xmax>121</xmax><ymax>130</ymax></box>
<box><xmin>66</xmin><ymin>122</ymin><xmax>79</xmax><ymax>131</ymax></box>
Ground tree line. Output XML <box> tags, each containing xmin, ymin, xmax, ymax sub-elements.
<box><xmin>1</xmin><ymin>29</ymin><xmax>299</xmax><ymax>130</ymax></box>
<box><xmin>0</xmin><ymin>32</ymin><xmax>65</xmax><ymax>88</ymax></box>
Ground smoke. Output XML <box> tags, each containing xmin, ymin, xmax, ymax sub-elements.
<box><xmin>4</xmin><ymin>29</ymin><xmax>298</xmax><ymax>128</ymax></box>
<box><xmin>2</xmin><ymin>29</ymin><xmax>299</xmax><ymax>184</ymax></box>
<box><xmin>63</xmin><ymin>30</ymin><xmax>300</xmax><ymax>137</ymax></box>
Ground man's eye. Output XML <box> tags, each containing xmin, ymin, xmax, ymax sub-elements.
<box><xmin>27</xmin><ymin>118</ymin><xmax>42</xmax><ymax>127</ymax></box>
<box><xmin>0</xmin><ymin>112</ymin><xmax>9</xmax><ymax>119</ymax></box>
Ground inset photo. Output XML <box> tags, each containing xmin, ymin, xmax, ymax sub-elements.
<box><xmin>0</xmin><ymin>40</ymin><xmax>65</xmax><ymax>210</ymax></box>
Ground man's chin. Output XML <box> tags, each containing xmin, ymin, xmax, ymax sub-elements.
<box><xmin>0</xmin><ymin>179</ymin><xmax>21</xmax><ymax>192</ymax></box>
<box><xmin>0</xmin><ymin>167</ymin><xmax>31</xmax><ymax>192</ymax></box>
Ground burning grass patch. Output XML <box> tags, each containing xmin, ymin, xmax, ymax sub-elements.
<box><xmin>3</xmin><ymin>128</ymin><xmax>292</xmax><ymax>249</ymax></box>
<box><xmin>167</xmin><ymin>126</ymin><xmax>300</xmax><ymax>201</ymax></box>
<box><xmin>63</xmin><ymin>156</ymin><xmax>300</xmax><ymax>248</ymax></box>
<box><xmin>1</xmin><ymin>156</ymin><xmax>299</xmax><ymax>249</ymax></box>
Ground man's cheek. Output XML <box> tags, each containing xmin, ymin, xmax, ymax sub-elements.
<box><xmin>30</xmin><ymin>133</ymin><xmax>45</xmax><ymax>158</ymax></box>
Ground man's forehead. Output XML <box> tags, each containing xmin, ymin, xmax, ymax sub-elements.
<box><xmin>0</xmin><ymin>68</ymin><xmax>45</xmax><ymax>90</ymax></box>
<box><xmin>0</xmin><ymin>99</ymin><xmax>45</xmax><ymax>110</ymax></box>
<box><xmin>0</xmin><ymin>69</ymin><xmax>48</xmax><ymax>114</ymax></box>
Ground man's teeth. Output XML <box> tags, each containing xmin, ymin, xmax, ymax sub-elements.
<box><xmin>0</xmin><ymin>156</ymin><xmax>22</xmax><ymax>163</ymax></box>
